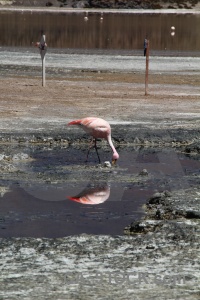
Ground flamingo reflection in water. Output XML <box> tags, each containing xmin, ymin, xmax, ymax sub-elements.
<box><xmin>68</xmin><ymin>183</ymin><xmax>110</xmax><ymax>205</ymax></box>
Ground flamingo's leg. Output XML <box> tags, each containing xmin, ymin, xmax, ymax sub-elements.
<box><xmin>85</xmin><ymin>138</ymin><xmax>95</xmax><ymax>162</ymax></box>
<box><xmin>94</xmin><ymin>139</ymin><xmax>101</xmax><ymax>163</ymax></box>
<box><xmin>85</xmin><ymin>138</ymin><xmax>101</xmax><ymax>163</ymax></box>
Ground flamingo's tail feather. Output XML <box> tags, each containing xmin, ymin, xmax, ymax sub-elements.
<box><xmin>68</xmin><ymin>120</ymin><xmax>82</xmax><ymax>125</ymax></box>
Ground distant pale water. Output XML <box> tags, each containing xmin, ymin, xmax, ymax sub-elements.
<box><xmin>0</xmin><ymin>10</ymin><xmax>200</xmax><ymax>52</ymax></box>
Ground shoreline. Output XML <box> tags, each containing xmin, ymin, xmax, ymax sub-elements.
<box><xmin>0</xmin><ymin>6</ymin><xmax>200</xmax><ymax>14</ymax></box>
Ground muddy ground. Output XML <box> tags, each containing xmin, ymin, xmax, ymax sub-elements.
<box><xmin>0</xmin><ymin>62</ymin><xmax>200</xmax><ymax>298</ymax></box>
<box><xmin>0</xmin><ymin>70</ymin><xmax>200</xmax><ymax>136</ymax></box>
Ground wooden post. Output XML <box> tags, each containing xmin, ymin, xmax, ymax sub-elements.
<box><xmin>145</xmin><ymin>39</ymin><xmax>149</xmax><ymax>96</ymax></box>
<box><xmin>39</xmin><ymin>34</ymin><xmax>47</xmax><ymax>87</ymax></box>
<box><xmin>42</xmin><ymin>52</ymin><xmax>45</xmax><ymax>87</ymax></box>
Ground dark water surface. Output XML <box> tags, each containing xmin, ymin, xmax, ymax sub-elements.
<box><xmin>0</xmin><ymin>145</ymin><xmax>199</xmax><ymax>237</ymax></box>
<box><xmin>0</xmin><ymin>10</ymin><xmax>200</xmax><ymax>52</ymax></box>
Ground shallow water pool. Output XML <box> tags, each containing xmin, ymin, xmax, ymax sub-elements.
<box><xmin>0</xmin><ymin>145</ymin><xmax>199</xmax><ymax>237</ymax></box>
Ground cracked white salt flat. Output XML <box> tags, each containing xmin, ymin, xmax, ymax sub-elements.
<box><xmin>1</xmin><ymin>51</ymin><xmax>200</xmax><ymax>74</ymax></box>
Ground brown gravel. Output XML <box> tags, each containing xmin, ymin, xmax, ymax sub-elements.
<box><xmin>0</xmin><ymin>71</ymin><xmax>200</xmax><ymax>133</ymax></box>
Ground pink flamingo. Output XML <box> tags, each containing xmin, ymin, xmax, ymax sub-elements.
<box><xmin>68</xmin><ymin>117</ymin><xmax>119</xmax><ymax>164</ymax></box>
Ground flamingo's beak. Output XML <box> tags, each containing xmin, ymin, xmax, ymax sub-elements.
<box><xmin>112</xmin><ymin>159</ymin><xmax>117</xmax><ymax>165</ymax></box>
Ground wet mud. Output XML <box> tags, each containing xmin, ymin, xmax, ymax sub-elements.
<box><xmin>0</xmin><ymin>140</ymin><xmax>199</xmax><ymax>298</ymax></box>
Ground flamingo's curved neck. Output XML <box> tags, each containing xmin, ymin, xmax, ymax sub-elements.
<box><xmin>107</xmin><ymin>134</ymin><xmax>118</xmax><ymax>156</ymax></box>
